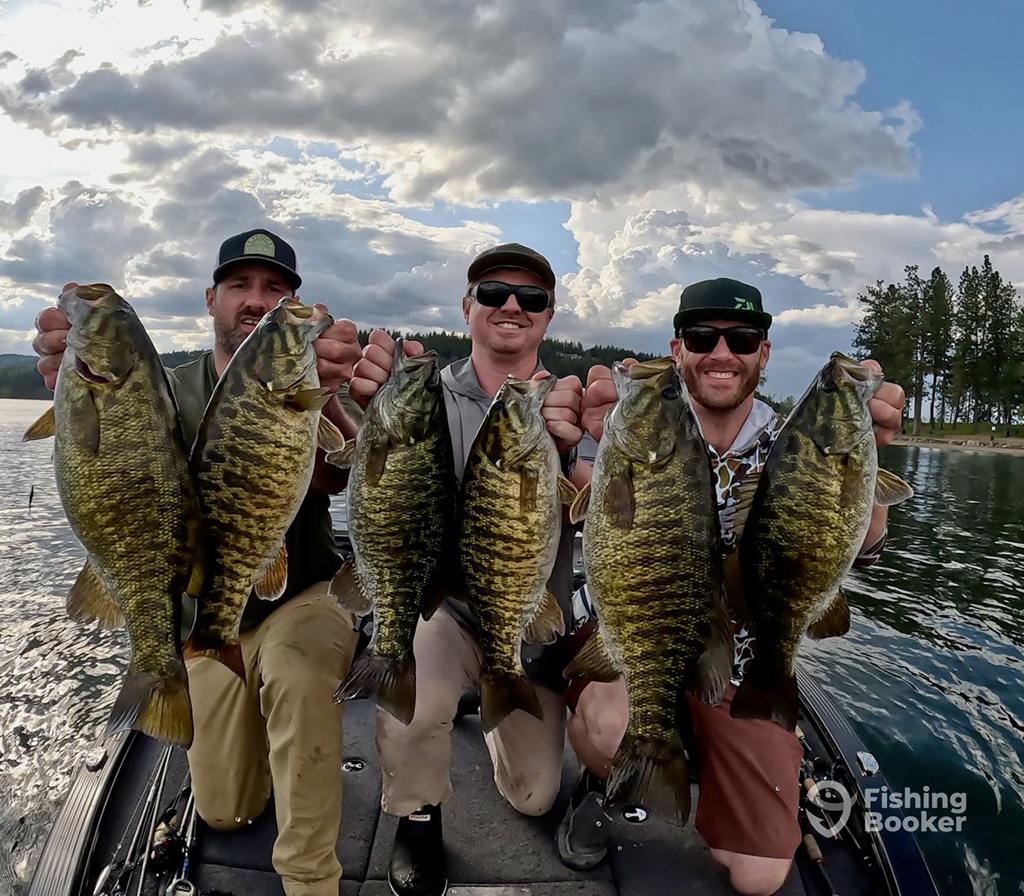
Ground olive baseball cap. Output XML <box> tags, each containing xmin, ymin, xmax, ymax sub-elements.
<box><xmin>673</xmin><ymin>277</ymin><xmax>772</xmax><ymax>333</ymax></box>
<box><xmin>213</xmin><ymin>228</ymin><xmax>301</xmax><ymax>290</ymax></box>
<box><xmin>467</xmin><ymin>242</ymin><xmax>556</xmax><ymax>291</ymax></box>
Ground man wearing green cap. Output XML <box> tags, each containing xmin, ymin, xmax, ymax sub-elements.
<box><xmin>32</xmin><ymin>228</ymin><xmax>364</xmax><ymax>896</ymax></box>
<box><xmin>560</xmin><ymin>277</ymin><xmax>905</xmax><ymax>896</ymax></box>
<box><xmin>349</xmin><ymin>242</ymin><xmax>593</xmax><ymax>896</ymax></box>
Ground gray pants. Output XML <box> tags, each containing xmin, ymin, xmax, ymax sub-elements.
<box><xmin>377</xmin><ymin>607</ymin><xmax>567</xmax><ymax>818</ymax></box>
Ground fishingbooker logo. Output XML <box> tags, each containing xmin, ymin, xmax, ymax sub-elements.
<box><xmin>806</xmin><ymin>781</ymin><xmax>967</xmax><ymax>836</ymax></box>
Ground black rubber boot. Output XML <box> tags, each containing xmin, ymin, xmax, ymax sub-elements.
<box><xmin>388</xmin><ymin>804</ymin><xmax>448</xmax><ymax>896</ymax></box>
<box><xmin>557</xmin><ymin>769</ymin><xmax>613</xmax><ymax>870</ymax></box>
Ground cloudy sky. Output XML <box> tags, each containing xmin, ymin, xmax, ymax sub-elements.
<box><xmin>1</xmin><ymin>0</ymin><xmax>1022</xmax><ymax>399</ymax></box>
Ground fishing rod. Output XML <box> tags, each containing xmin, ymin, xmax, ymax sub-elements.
<box><xmin>164</xmin><ymin>793</ymin><xmax>199</xmax><ymax>895</ymax></box>
<box><xmin>135</xmin><ymin>746</ymin><xmax>175</xmax><ymax>896</ymax></box>
<box><xmin>96</xmin><ymin>745</ymin><xmax>172</xmax><ymax>896</ymax></box>
<box><xmin>91</xmin><ymin>766</ymin><xmax>153</xmax><ymax>896</ymax></box>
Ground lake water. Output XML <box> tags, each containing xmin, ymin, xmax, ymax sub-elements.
<box><xmin>1</xmin><ymin>397</ymin><xmax>1022</xmax><ymax>894</ymax></box>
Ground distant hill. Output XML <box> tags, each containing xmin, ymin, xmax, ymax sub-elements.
<box><xmin>0</xmin><ymin>353</ymin><xmax>35</xmax><ymax>369</ymax></box>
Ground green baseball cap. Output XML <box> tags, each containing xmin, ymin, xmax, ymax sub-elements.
<box><xmin>673</xmin><ymin>277</ymin><xmax>772</xmax><ymax>333</ymax></box>
<box><xmin>467</xmin><ymin>242</ymin><xmax>556</xmax><ymax>291</ymax></box>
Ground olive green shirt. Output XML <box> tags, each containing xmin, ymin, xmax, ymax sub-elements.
<box><xmin>166</xmin><ymin>352</ymin><xmax>344</xmax><ymax>632</ymax></box>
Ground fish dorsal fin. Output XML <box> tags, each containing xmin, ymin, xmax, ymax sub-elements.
<box><xmin>569</xmin><ymin>481</ymin><xmax>591</xmax><ymax>524</ymax></box>
<box><xmin>557</xmin><ymin>472</ymin><xmax>578</xmax><ymax>506</ymax></box>
<box><xmin>287</xmin><ymin>386</ymin><xmax>333</xmax><ymax>412</ymax></box>
<box><xmin>66</xmin><ymin>560</ymin><xmax>124</xmax><ymax>629</ymax></box>
<box><xmin>605</xmin><ymin>474</ymin><xmax>635</xmax><ymax>530</ymax></box>
<box><xmin>317</xmin><ymin>415</ymin><xmax>346</xmax><ymax>454</ymax></box>
<box><xmin>329</xmin><ymin>557</ymin><xmax>372</xmax><ymax>616</ymax></box>
<box><xmin>807</xmin><ymin>589</ymin><xmax>852</xmax><ymax>639</ymax></box>
<box><xmin>874</xmin><ymin>468</ymin><xmax>913</xmax><ymax>507</ymax></box>
<box><xmin>721</xmin><ymin>470</ymin><xmax>762</xmax><ymax>541</ymax></box>
<box><xmin>524</xmin><ymin>590</ymin><xmax>566</xmax><ymax>646</ymax></box>
<box><xmin>254</xmin><ymin>542</ymin><xmax>288</xmax><ymax>601</ymax></box>
<box><xmin>563</xmin><ymin>626</ymin><xmax>621</xmax><ymax>682</ymax></box>
<box><xmin>23</xmin><ymin>406</ymin><xmax>56</xmax><ymax>441</ymax></box>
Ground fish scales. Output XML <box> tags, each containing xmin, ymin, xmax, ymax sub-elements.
<box><xmin>575</xmin><ymin>359</ymin><xmax>730</xmax><ymax>825</ymax></box>
<box><xmin>730</xmin><ymin>352</ymin><xmax>911</xmax><ymax>730</ymax></box>
<box><xmin>460</xmin><ymin>375</ymin><xmax>564</xmax><ymax>733</ymax></box>
<box><xmin>187</xmin><ymin>299</ymin><xmax>333</xmax><ymax>679</ymax></box>
<box><xmin>32</xmin><ymin>284</ymin><xmax>199</xmax><ymax>746</ymax></box>
<box><xmin>462</xmin><ymin>443</ymin><xmax>559</xmax><ymax>672</ymax></box>
<box><xmin>196</xmin><ymin>389</ymin><xmax>317</xmax><ymax>642</ymax></box>
<box><xmin>332</xmin><ymin>346</ymin><xmax>455</xmax><ymax>724</ymax></box>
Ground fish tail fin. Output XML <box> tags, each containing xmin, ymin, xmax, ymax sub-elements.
<box><xmin>333</xmin><ymin>651</ymin><xmax>417</xmax><ymax>725</ymax></box>
<box><xmin>479</xmin><ymin>670</ymin><xmax>543</xmax><ymax>734</ymax></box>
<box><xmin>606</xmin><ymin>730</ymin><xmax>691</xmax><ymax>826</ymax></box>
<box><xmin>729</xmin><ymin>665</ymin><xmax>799</xmax><ymax>731</ymax></box>
<box><xmin>107</xmin><ymin>668</ymin><xmax>193</xmax><ymax>747</ymax></box>
<box><xmin>182</xmin><ymin>634</ymin><xmax>247</xmax><ymax>685</ymax></box>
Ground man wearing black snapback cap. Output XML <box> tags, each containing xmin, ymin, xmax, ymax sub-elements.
<box><xmin>32</xmin><ymin>228</ymin><xmax>364</xmax><ymax>896</ymax></box>
<box><xmin>563</xmin><ymin>276</ymin><xmax>907</xmax><ymax>895</ymax></box>
<box><xmin>348</xmin><ymin>242</ymin><xmax>594</xmax><ymax>896</ymax></box>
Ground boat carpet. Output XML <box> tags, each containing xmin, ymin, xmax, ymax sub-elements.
<box><xmin>186</xmin><ymin>699</ymin><xmax>806</xmax><ymax>895</ymax></box>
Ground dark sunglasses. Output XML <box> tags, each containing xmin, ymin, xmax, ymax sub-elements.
<box><xmin>680</xmin><ymin>325</ymin><xmax>764</xmax><ymax>355</ymax></box>
<box><xmin>471</xmin><ymin>280</ymin><xmax>553</xmax><ymax>313</ymax></box>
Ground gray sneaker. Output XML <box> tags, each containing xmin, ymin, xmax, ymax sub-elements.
<box><xmin>557</xmin><ymin>770</ymin><xmax>613</xmax><ymax>870</ymax></box>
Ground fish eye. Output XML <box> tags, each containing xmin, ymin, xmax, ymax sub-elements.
<box><xmin>821</xmin><ymin>375</ymin><xmax>837</xmax><ymax>393</ymax></box>
<box><xmin>661</xmin><ymin>385</ymin><xmax>680</xmax><ymax>400</ymax></box>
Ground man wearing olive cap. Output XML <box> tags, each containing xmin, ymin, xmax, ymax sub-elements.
<box><xmin>563</xmin><ymin>277</ymin><xmax>906</xmax><ymax>895</ymax></box>
<box><xmin>32</xmin><ymin>228</ymin><xmax>364</xmax><ymax>896</ymax></box>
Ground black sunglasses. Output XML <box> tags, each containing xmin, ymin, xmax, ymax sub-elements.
<box><xmin>471</xmin><ymin>280</ymin><xmax>553</xmax><ymax>314</ymax></box>
<box><xmin>681</xmin><ymin>325</ymin><xmax>764</xmax><ymax>355</ymax></box>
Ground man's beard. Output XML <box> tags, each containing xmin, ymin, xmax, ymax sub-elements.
<box><xmin>215</xmin><ymin>326</ymin><xmax>246</xmax><ymax>357</ymax></box>
<box><xmin>214</xmin><ymin>308</ymin><xmax>263</xmax><ymax>357</ymax></box>
<box><xmin>682</xmin><ymin>360</ymin><xmax>761</xmax><ymax>411</ymax></box>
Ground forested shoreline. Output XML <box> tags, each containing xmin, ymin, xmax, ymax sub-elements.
<box><xmin>853</xmin><ymin>255</ymin><xmax>1023</xmax><ymax>435</ymax></box>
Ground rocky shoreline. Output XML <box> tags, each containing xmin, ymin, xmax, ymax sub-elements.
<box><xmin>892</xmin><ymin>434</ymin><xmax>1024</xmax><ymax>455</ymax></box>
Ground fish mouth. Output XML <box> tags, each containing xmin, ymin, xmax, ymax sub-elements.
<box><xmin>621</xmin><ymin>357</ymin><xmax>676</xmax><ymax>380</ymax></box>
<box><xmin>74</xmin><ymin>283</ymin><xmax>116</xmax><ymax>303</ymax></box>
<box><xmin>831</xmin><ymin>352</ymin><xmax>873</xmax><ymax>382</ymax></box>
<box><xmin>75</xmin><ymin>356</ymin><xmax>111</xmax><ymax>384</ymax></box>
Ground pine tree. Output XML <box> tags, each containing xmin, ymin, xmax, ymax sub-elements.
<box><xmin>923</xmin><ymin>267</ymin><xmax>954</xmax><ymax>427</ymax></box>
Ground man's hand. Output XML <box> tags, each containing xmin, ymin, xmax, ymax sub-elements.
<box><xmin>308</xmin><ymin>303</ymin><xmax>361</xmax><ymax>396</ymax></box>
<box><xmin>861</xmin><ymin>359</ymin><xmax>906</xmax><ymax>447</ymax></box>
<box><xmin>349</xmin><ymin>329</ymin><xmax>425</xmax><ymax>410</ymax></box>
<box><xmin>580</xmin><ymin>359</ymin><xmax>636</xmax><ymax>443</ymax></box>
<box><xmin>32</xmin><ymin>282</ymin><xmax>76</xmax><ymax>391</ymax></box>
<box><xmin>537</xmin><ymin>372</ymin><xmax>582</xmax><ymax>455</ymax></box>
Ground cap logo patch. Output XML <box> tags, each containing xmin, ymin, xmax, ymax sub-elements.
<box><xmin>733</xmin><ymin>296</ymin><xmax>756</xmax><ymax>311</ymax></box>
<box><xmin>243</xmin><ymin>233</ymin><xmax>276</xmax><ymax>258</ymax></box>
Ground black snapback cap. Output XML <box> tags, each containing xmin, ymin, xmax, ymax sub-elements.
<box><xmin>213</xmin><ymin>228</ymin><xmax>301</xmax><ymax>290</ymax></box>
<box><xmin>467</xmin><ymin>242</ymin><xmax>556</xmax><ymax>291</ymax></box>
<box><xmin>673</xmin><ymin>277</ymin><xmax>772</xmax><ymax>333</ymax></box>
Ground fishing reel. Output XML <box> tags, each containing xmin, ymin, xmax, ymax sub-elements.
<box><xmin>149</xmin><ymin>807</ymin><xmax>186</xmax><ymax>873</ymax></box>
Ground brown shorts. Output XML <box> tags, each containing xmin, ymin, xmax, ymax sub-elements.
<box><xmin>685</xmin><ymin>684</ymin><xmax>802</xmax><ymax>859</ymax></box>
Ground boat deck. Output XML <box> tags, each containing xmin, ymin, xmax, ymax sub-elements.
<box><xmin>87</xmin><ymin>699</ymin><xmax>813</xmax><ymax>896</ymax></box>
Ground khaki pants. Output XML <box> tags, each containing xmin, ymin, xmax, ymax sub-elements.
<box><xmin>186</xmin><ymin>583</ymin><xmax>359</xmax><ymax>896</ymax></box>
<box><xmin>378</xmin><ymin>606</ymin><xmax>567</xmax><ymax>818</ymax></box>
